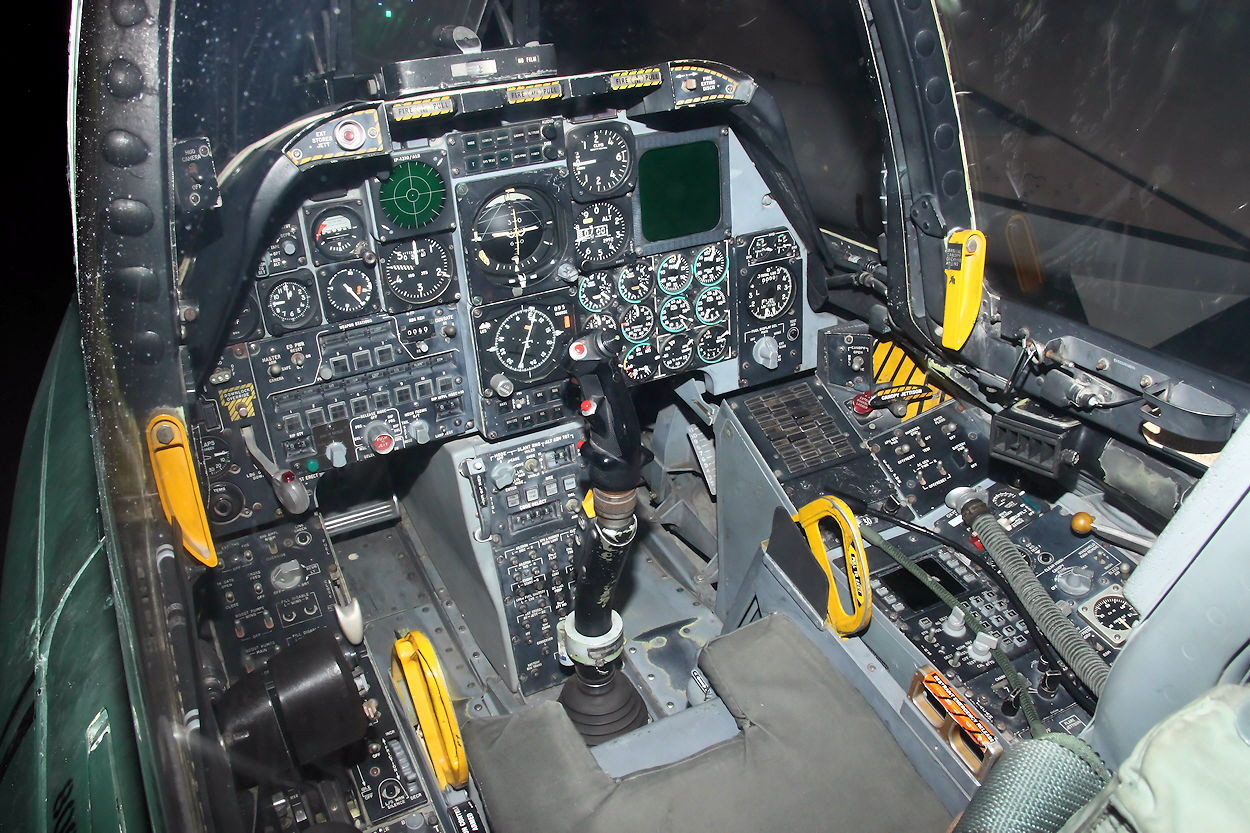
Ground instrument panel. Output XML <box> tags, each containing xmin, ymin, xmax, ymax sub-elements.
<box><xmin>195</xmin><ymin>103</ymin><xmax>807</xmax><ymax>529</ymax></box>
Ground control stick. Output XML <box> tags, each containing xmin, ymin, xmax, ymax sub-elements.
<box><xmin>555</xmin><ymin>331</ymin><xmax>648</xmax><ymax>744</ymax></box>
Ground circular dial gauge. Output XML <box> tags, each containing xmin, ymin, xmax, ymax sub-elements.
<box><xmin>746</xmin><ymin>264</ymin><xmax>795</xmax><ymax>321</ymax></box>
<box><xmin>695</xmin><ymin>285</ymin><xmax>728</xmax><ymax>324</ymax></box>
<box><xmin>659</xmin><ymin>295</ymin><xmax>696</xmax><ymax>333</ymax></box>
<box><xmin>324</xmin><ymin>267</ymin><xmax>375</xmax><ymax>315</ymax></box>
<box><xmin>267</xmin><ymin>279</ymin><xmax>314</xmax><ymax>326</ymax></box>
<box><xmin>490</xmin><ymin>305</ymin><xmax>559</xmax><ymax>381</ymax></box>
<box><xmin>312</xmin><ymin>206</ymin><xmax>368</xmax><ymax>262</ymax></box>
<box><xmin>617</xmin><ymin>265</ymin><xmax>652</xmax><ymax>304</ymax></box>
<box><xmin>621</xmin><ymin>341</ymin><xmax>659</xmax><ymax>383</ymax></box>
<box><xmin>383</xmin><ymin>238</ymin><xmax>454</xmax><ymax>305</ymax></box>
<box><xmin>697</xmin><ymin>325</ymin><xmax>730</xmax><ymax>363</ymax></box>
<box><xmin>577</xmin><ymin>270</ymin><xmax>615</xmax><ymax>312</ymax></box>
<box><xmin>257</xmin><ymin>221</ymin><xmax>303</xmax><ymax>276</ymax></box>
<box><xmin>198</xmin><ymin>435</ymin><xmax>233</xmax><ymax>478</ymax></box>
<box><xmin>379</xmin><ymin>160</ymin><xmax>446</xmax><ymax>229</ymax></box>
<box><xmin>620</xmin><ymin>303</ymin><xmax>656</xmax><ymax>343</ymax></box>
<box><xmin>694</xmin><ymin>245</ymin><xmax>727</xmax><ymax>285</ymax></box>
<box><xmin>568</xmin><ymin>125</ymin><xmax>633</xmax><ymax>197</ymax></box>
<box><xmin>660</xmin><ymin>333</ymin><xmax>695</xmax><ymax>372</ymax></box>
<box><xmin>470</xmin><ymin>187</ymin><xmax>559</xmax><ymax>277</ymax></box>
<box><xmin>582</xmin><ymin>312</ymin><xmax>619</xmax><ymax>334</ymax></box>
<box><xmin>1093</xmin><ymin>596</ymin><xmax>1140</xmax><ymax>632</ymax></box>
<box><xmin>656</xmin><ymin>253</ymin><xmax>692</xmax><ymax>295</ymax></box>
<box><xmin>573</xmin><ymin>202</ymin><xmax>629</xmax><ymax>266</ymax></box>
<box><xmin>227</xmin><ymin>295</ymin><xmax>261</xmax><ymax>343</ymax></box>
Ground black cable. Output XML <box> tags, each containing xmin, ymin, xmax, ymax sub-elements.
<box><xmin>829</xmin><ymin>489</ymin><xmax>1100</xmax><ymax>715</ymax></box>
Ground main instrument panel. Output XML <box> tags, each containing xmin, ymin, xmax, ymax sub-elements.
<box><xmin>194</xmin><ymin>80</ymin><xmax>806</xmax><ymax>533</ymax></box>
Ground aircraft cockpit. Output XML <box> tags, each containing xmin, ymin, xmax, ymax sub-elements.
<box><xmin>2</xmin><ymin>1</ymin><xmax>1248</xmax><ymax>831</ymax></box>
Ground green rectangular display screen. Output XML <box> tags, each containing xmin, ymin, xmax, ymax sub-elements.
<box><xmin>637</xmin><ymin>141</ymin><xmax>721</xmax><ymax>242</ymax></box>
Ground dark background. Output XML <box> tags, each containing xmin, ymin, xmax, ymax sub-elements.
<box><xmin>2</xmin><ymin>6</ymin><xmax>76</xmax><ymax>560</ymax></box>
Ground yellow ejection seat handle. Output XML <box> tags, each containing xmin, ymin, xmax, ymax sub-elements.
<box><xmin>146</xmin><ymin>414</ymin><xmax>218</xmax><ymax>567</ymax></box>
<box><xmin>792</xmin><ymin>496</ymin><xmax>872</xmax><ymax>636</ymax></box>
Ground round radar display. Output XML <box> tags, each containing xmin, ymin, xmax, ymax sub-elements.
<box><xmin>379</xmin><ymin>160</ymin><xmax>447</xmax><ymax>229</ymax></box>
<box><xmin>470</xmin><ymin>187</ymin><xmax>560</xmax><ymax>278</ymax></box>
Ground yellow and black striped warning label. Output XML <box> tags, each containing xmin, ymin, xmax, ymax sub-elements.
<box><xmin>871</xmin><ymin>340</ymin><xmax>950</xmax><ymax>421</ymax></box>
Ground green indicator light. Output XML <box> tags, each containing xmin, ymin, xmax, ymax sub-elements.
<box><xmin>305</xmin><ymin>458</ymin><xmax>320</xmax><ymax>473</ymax></box>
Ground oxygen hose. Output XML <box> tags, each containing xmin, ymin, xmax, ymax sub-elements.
<box><xmin>859</xmin><ymin>525</ymin><xmax>1044</xmax><ymax>736</ymax></box>
<box><xmin>948</xmin><ymin>489</ymin><xmax>1112</xmax><ymax>696</ymax></box>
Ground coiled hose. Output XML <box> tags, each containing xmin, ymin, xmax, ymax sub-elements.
<box><xmin>960</xmin><ymin>497</ymin><xmax>1112</xmax><ymax>696</ymax></box>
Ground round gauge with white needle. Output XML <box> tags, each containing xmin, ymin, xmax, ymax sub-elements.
<box><xmin>656</xmin><ymin>253</ymin><xmax>692</xmax><ymax>295</ymax></box>
<box><xmin>490</xmin><ymin>305</ymin><xmax>559</xmax><ymax>382</ymax></box>
<box><xmin>693</xmin><ymin>244</ymin><xmax>727</xmax><ymax>285</ymax></box>
<box><xmin>695</xmin><ymin>285</ymin><xmax>728</xmax><ymax>324</ymax></box>
<box><xmin>620</xmin><ymin>303</ymin><xmax>656</xmax><ymax>343</ymax></box>
<box><xmin>577</xmin><ymin>270</ymin><xmax>615</xmax><ymax>312</ymax></box>
<box><xmin>567</xmin><ymin>124</ymin><xmax>634</xmax><ymax>199</ymax></box>
<box><xmin>660</xmin><ymin>333</ymin><xmax>695</xmax><ymax>372</ymax></box>
<box><xmin>746</xmin><ymin>263</ymin><xmax>795</xmax><ymax>321</ymax></box>
<box><xmin>621</xmin><ymin>341</ymin><xmax>659</xmax><ymax>383</ymax></box>
<box><xmin>323</xmin><ymin>266</ymin><xmax>376</xmax><ymax>317</ymax></box>
<box><xmin>383</xmin><ymin>238</ymin><xmax>454</xmax><ymax>305</ymax></box>
<box><xmin>573</xmin><ymin>202</ymin><xmax>629</xmax><ymax>266</ymax></box>
<box><xmin>266</xmin><ymin>279</ymin><xmax>315</xmax><ymax>329</ymax></box>
<box><xmin>659</xmin><ymin>295</ymin><xmax>695</xmax><ymax>333</ymax></box>
<box><xmin>616</xmin><ymin>264</ymin><xmax>652</xmax><ymax>304</ymax></box>
<box><xmin>696</xmin><ymin>325</ymin><xmax>730</xmax><ymax>363</ymax></box>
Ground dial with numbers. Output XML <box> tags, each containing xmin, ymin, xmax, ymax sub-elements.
<box><xmin>620</xmin><ymin>303</ymin><xmax>656</xmax><ymax>343</ymax></box>
<box><xmin>568</xmin><ymin>124</ymin><xmax>634</xmax><ymax>198</ymax></box>
<box><xmin>573</xmin><ymin>202</ymin><xmax>629</xmax><ymax>266</ymax></box>
<box><xmin>746</xmin><ymin>263</ymin><xmax>795</xmax><ymax>321</ymax></box>
<box><xmin>383</xmin><ymin>238</ymin><xmax>454</xmax><ymax>305</ymax></box>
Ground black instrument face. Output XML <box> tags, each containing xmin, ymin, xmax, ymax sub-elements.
<box><xmin>567</xmin><ymin>123</ymin><xmax>634</xmax><ymax>199</ymax></box>
<box><xmin>695</xmin><ymin>285</ymin><xmax>728</xmax><ymax>325</ymax></box>
<box><xmin>659</xmin><ymin>295</ymin><xmax>695</xmax><ymax>333</ymax></box>
<box><xmin>267</xmin><ymin>279</ymin><xmax>314</xmax><ymax>326</ymax></box>
<box><xmin>693</xmin><ymin>244</ymin><xmax>727</xmax><ymax>285</ymax></box>
<box><xmin>621</xmin><ymin>341</ymin><xmax>659</xmax><ymax>383</ymax></box>
<box><xmin>660</xmin><ymin>332</ymin><xmax>695</xmax><ymax>372</ymax></box>
<box><xmin>746</xmin><ymin>263</ymin><xmax>795</xmax><ymax>321</ymax></box>
<box><xmin>617</xmin><ymin>264</ymin><xmax>652</xmax><ymax>304</ymax></box>
<box><xmin>656</xmin><ymin>252</ymin><xmax>692</xmax><ymax>295</ymax></box>
<box><xmin>469</xmin><ymin>187</ymin><xmax>560</xmax><ymax>280</ymax></box>
<box><xmin>489</xmin><ymin>305</ymin><xmax>560</xmax><ymax>381</ymax></box>
<box><xmin>573</xmin><ymin>201</ymin><xmax>629</xmax><ymax>267</ymax></box>
<box><xmin>311</xmin><ymin>205</ymin><xmax>368</xmax><ymax>262</ymax></box>
<box><xmin>383</xmin><ymin>237</ymin><xmax>455</xmax><ymax>306</ymax></box>
<box><xmin>323</xmin><ymin>266</ymin><xmax>376</xmax><ymax>318</ymax></box>
<box><xmin>696</xmin><ymin>325</ymin><xmax>730</xmax><ymax>363</ymax></box>
<box><xmin>577</xmin><ymin>270</ymin><xmax>615</xmax><ymax>312</ymax></box>
<box><xmin>620</xmin><ymin>303</ymin><xmax>656</xmax><ymax>343</ymax></box>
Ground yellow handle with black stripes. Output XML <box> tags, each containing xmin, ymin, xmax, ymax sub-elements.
<box><xmin>792</xmin><ymin>496</ymin><xmax>872</xmax><ymax>636</ymax></box>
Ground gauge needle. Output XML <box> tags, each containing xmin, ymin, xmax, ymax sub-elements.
<box><xmin>518</xmin><ymin>308</ymin><xmax>535</xmax><ymax>366</ymax></box>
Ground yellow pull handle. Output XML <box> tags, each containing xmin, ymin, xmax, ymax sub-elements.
<box><xmin>941</xmin><ymin>229</ymin><xmax>986</xmax><ymax>351</ymax></box>
<box><xmin>146</xmin><ymin>415</ymin><xmax>218</xmax><ymax>567</ymax></box>
<box><xmin>392</xmin><ymin>631</ymin><xmax>468</xmax><ymax>790</ymax></box>
<box><xmin>792</xmin><ymin>496</ymin><xmax>872</xmax><ymax>636</ymax></box>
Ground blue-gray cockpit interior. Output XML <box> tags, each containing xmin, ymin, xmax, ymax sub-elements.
<box><xmin>2</xmin><ymin>1</ymin><xmax>1248</xmax><ymax>831</ymax></box>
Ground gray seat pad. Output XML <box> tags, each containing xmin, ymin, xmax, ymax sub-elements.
<box><xmin>463</xmin><ymin>613</ymin><xmax>952</xmax><ymax>833</ymax></box>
